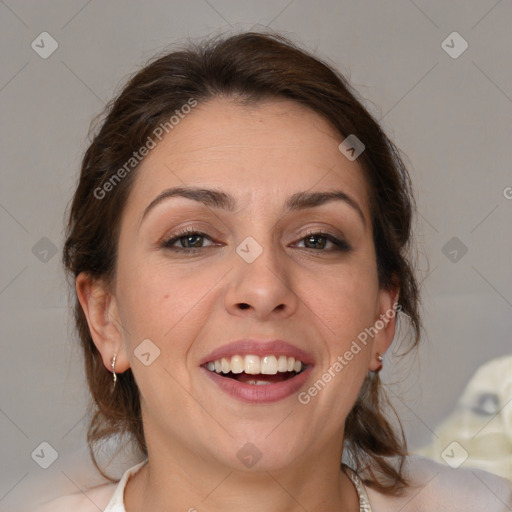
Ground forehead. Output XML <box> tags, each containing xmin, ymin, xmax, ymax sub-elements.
<box><xmin>127</xmin><ymin>97</ymin><xmax>370</xmax><ymax>220</ymax></box>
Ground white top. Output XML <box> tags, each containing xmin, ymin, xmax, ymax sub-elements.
<box><xmin>32</xmin><ymin>455</ymin><xmax>512</xmax><ymax>511</ymax></box>
<box><xmin>103</xmin><ymin>459</ymin><xmax>147</xmax><ymax>512</ymax></box>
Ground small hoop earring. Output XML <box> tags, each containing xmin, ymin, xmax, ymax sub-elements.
<box><xmin>111</xmin><ymin>354</ymin><xmax>117</xmax><ymax>390</ymax></box>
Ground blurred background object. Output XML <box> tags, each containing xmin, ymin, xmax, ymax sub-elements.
<box><xmin>414</xmin><ymin>355</ymin><xmax>512</xmax><ymax>480</ymax></box>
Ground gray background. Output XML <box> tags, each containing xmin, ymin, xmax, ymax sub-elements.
<box><xmin>1</xmin><ymin>0</ymin><xmax>511</xmax><ymax>509</ymax></box>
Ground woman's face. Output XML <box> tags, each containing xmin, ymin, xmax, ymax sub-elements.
<box><xmin>82</xmin><ymin>97</ymin><xmax>397</xmax><ymax>471</ymax></box>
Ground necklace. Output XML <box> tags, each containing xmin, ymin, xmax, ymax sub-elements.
<box><xmin>341</xmin><ymin>464</ymin><xmax>373</xmax><ymax>512</ymax></box>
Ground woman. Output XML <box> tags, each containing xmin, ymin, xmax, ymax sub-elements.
<box><xmin>39</xmin><ymin>31</ymin><xmax>511</xmax><ymax>511</ymax></box>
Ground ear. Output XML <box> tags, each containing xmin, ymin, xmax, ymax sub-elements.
<box><xmin>75</xmin><ymin>272</ymin><xmax>130</xmax><ymax>375</ymax></box>
<box><xmin>368</xmin><ymin>282</ymin><xmax>400</xmax><ymax>372</ymax></box>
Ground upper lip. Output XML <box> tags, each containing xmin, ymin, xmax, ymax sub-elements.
<box><xmin>199</xmin><ymin>339</ymin><xmax>315</xmax><ymax>366</ymax></box>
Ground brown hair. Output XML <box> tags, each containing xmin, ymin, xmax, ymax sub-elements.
<box><xmin>63</xmin><ymin>30</ymin><xmax>421</xmax><ymax>495</ymax></box>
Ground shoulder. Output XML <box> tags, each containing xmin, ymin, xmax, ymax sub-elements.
<box><xmin>30</xmin><ymin>458</ymin><xmax>147</xmax><ymax>512</ymax></box>
<box><xmin>364</xmin><ymin>455</ymin><xmax>512</xmax><ymax>512</ymax></box>
<box><xmin>32</xmin><ymin>483</ymin><xmax>117</xmax><ymax>512</ymax></box>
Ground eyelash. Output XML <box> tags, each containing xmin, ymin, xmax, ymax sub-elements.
<box><xmin>160</xmin><ymin>227</ymin><xmax>352</xmax><ymax>254</ymax></box>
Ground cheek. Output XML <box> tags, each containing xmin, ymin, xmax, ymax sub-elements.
<box><xmin>115</xmin><ymin>260</ymin><xmax>221</xmax><ymax>409</ymax></box>
<box><xmin>115</xmin><ymin>256</ymin><xmax>222</xmax><ymax>348</ymax></box>
<box><xmin>302</xmin><ymin>260</ymin><xmax>379</xmax><ymax>344</ymax></box>
<box><xmin>298</xmin><ymin>266</ymin><xmax>377</xmax><ymax>418</ymax></box>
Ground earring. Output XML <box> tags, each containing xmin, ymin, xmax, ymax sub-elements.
<box><xmin>111</xmin><ymin>353</ymin><xmax>117</xmax><ymax>391</ymax></box>
<box><xmin>374</xmin><ymin>352</ymin><xmax>384</xmax><ymax>373</ymax></box>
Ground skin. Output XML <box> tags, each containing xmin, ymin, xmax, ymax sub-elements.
<box><xmin>76</xmin><ymin>97</ymin><xmax>399</xmax><ymax>511</ymax></box>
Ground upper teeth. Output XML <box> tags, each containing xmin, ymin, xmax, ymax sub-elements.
<box><xmin>206</xmin><ymin>355</ymin><xmax>304</xmax><ymax>375</ymax></box>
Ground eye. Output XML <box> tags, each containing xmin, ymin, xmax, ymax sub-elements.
<box><xmin>295</xmin><ymin>232</ymin><xmax>351</xmax><ymax>252</ymax></box>
<box><xmin>160</xmin><ymin>229</ymin><xmax>351</xmax><ymax>254</ymax></box>
<box><xmin>161</xmin><ymin>229</ymin><xmax>217</xmax><ymax>253</ymax></box>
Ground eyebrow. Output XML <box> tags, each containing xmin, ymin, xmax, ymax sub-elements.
<box><xmin>140</xmin><ymin>186</ymin><xmax>366</xmax><ymax>226</ymax></box>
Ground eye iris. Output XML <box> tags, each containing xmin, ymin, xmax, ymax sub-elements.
<box><xmin>183</xmin><ymin>234</ymin><xmax>203</xmax><ymax>248</ymax></box>
<box><xmin>305</xmin><ymin>235</ymin><xmax>326</xmax><ymax>249</ymax></box>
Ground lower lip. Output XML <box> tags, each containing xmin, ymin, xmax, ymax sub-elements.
<box><xmin>202</xmin><ymin>366</ymin><xmax>313</xmax><ymax>403</ymax></box>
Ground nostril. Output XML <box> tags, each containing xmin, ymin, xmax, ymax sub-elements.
<box><xmin>238</xmin><ymin>303</ymin><xmax>250</xmax><ymax>310</ymax></box>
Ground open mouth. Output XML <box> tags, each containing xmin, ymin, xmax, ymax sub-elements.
<box><xmin>203</xmin><ymin>354</ymin><xmax>307</xmax><ymax>386</ymax></box>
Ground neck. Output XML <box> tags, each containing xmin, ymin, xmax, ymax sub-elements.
<box><xmin>124</xmin><ymin>435</ymin><xmax>360</xmax><ymax>512</ymax></box>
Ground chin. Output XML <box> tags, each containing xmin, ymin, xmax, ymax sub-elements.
<box><xmin>209</xmin><ymin>430</ymin><xmax>308</xmax><ymax>473</ymax></box>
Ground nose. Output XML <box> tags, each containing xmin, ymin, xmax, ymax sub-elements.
<box><xmin>224</xmin><ymin>237</ymin><xmax>299</xmax><ymax>320</ymax></box>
